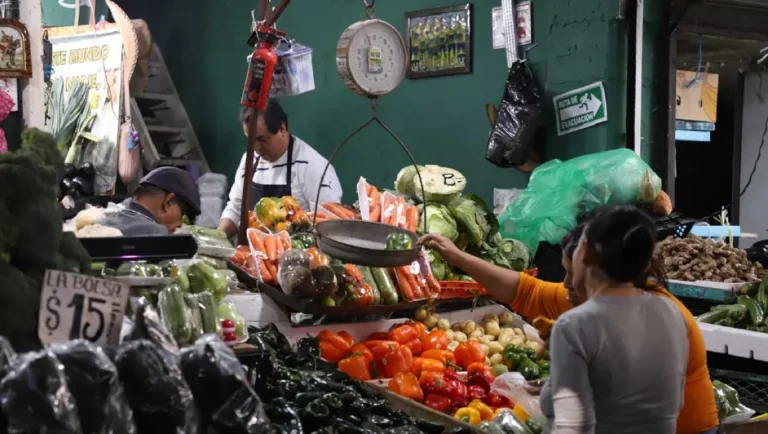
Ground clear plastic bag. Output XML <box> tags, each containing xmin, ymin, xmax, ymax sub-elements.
<box><xmin>277</xmin><ymin>249</ymin><xmax>313</xmax><ymax>296</ymax></box>
<box><xmin>216</xmin><ymin>300</ymin><xmax>248</xmax><ymax>343</ymax></box>
<box><xmin>115</xmin><ymin>340</ymin><xmax>200</xmax><ymax>434</ymax></box>
<box><xmin>497</xmin><ymin>148</ymin><xmax>662</xmax><ymax>256</ymax></box>
<box><xmin>246</xmin><ymin>228</ymin><xmax>291</xmax><ymax>287</ymax></box>
<box><xmin>0</xmin><ymin>350</ymin><xmax>82</xmax><ymax>433</ymax></box>
<box><xmin>381</xmin><ymin>191</ymin><xmax>406</xmax><ymax>228</ymax></box>
<box><xmin>157</xmin><ymin>284</ymin><xmax>195</xmax><ymax>346</ymax></box>
<box><xmin>486</xmin><ymin>61</ymin><xmax>542</xmax><ymax>167</ymax></box>
<box><xmin>184</xmin><ymin>294</ymin><xmax>205</xmax><ymax>342</ymax></box>
<box><xmin>50</xmin><ymin>340</ymin><xmax>137</xmax><ymax>434</ymax></box>
<box><xmin>190</xmin><ymin>292</ymin><xmax>220</xmax><ymax>335</ymax></box>
<box><xmin>357</xmin><ymin>177</ymin><xmax>382</xmax><ymax>223</ymax></box>
<box><xmin>126</xmin><ymin>297</ymin><xmax>179</xmax><ymax>354</ymax></box>
<box><xmin>180</xmin><ymin>225</ymin><xmax>236</xmax><ymax>259</ymax></box>
<box><xmin>490</xmin><ymin>373</ymin><xmax>545</xmax><ymax>426</ymax></box>
<box><xmin>494</xmin><ymin>409</ymin><xmax>534</xmax><ymax>434</ymax></box>
<box><xmin>392</xmin><ymin>249</ymin><xmax>441</xmax><ymax>301</ymax></box>
<box><xmin>180</xmin><ymin>335</ymin><xmax>270</xmax><ymax>432</ymax></box>
<box><xmin>714</xmin><ymin>380</ymin><xmax>756</xmax><ymax>424</ymax></box>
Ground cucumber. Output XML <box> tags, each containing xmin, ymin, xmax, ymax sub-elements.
<box><xmin>359</xmin><ymin>266</ymin><xmax>380</xmax><ymax>304</ymax></box>
<box><xmin>158</xmin><ymin>283</ymin><xmax>192</xmax><ymax>344</ymax></box>
<box><xmin>184</xmin><ymin>293</ymin><xmax>204</xmax><ymax>341</ymax></box>
<box><xmin>696</xmin><ymin>308</ymin><xmax>730</xmax><ymax>324</ymax></box>
<box><xmin>372</xmin><ymin>268</ymin><xmax>398</xmax><ymax>305</ymax></box>
<box><xmin>738</xmin><ymin>295</ymin><xmax>765</xmax><ymax>326</ymax></box>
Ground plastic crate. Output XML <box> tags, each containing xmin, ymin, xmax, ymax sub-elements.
<box><xmin>438</xmin><ymin>269</ymin><xmax>538</xmax><ymax>299</ymax></box>
<box><xmin>710</xmin><ymin>369</ymin><xmax>768</xmax><ymax>413</ymax></box>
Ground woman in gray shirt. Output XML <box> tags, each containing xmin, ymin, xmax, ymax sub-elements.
<box><xmin>540</xmin><ymin>206</ymin><xmax>689</xmax><ymax>434</ymax></box>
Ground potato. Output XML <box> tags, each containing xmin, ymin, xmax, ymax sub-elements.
<box><xmin>469</xmin><ymin>329</ymin><xmax>484</xmax><ymax>339</ymax></box>
<box><xmin>423</xmin><ymin>314</ymin><xmax>439</xmax><ymax>329</ymax></box>
<box><xmin>447</xmin><ymin>340</ymin><xmax>460</xmax><ymax>351</ymax></box>
<box><xmin>513</xmin><ymin>328</ymin><xmax>524</xmax><ymax>336</ymax></box>
<box><xmin>468</xmin><ymin>337</ymin><xmax>480</xmax><ymax>343</ymax></box>
<box><xmin>484</xmin><ymin>321</ymin><xmax>501</xmax><ymax>337</ymax></box>
<box><xmin>451</xmin><ymin>322</ymin><xmax>463</xmax><ymax>332</ymax></box>
<box><xmin>475</xmin><ymin>325</ymin><xmax>485</xmax><ymax>336</ymax></box>
<box><xmin>445</xmin><ymin>330</ymin><xmax>455</xmax><ymax>340</ymax></box>
<box><xmin>454</xmin><ymin>331</ymin><xmax>468</xmax><ymax>343</ymax></box>
<box><xmin>462</xmin><ymin>320</ymin><xmax>477</xmax><ymax>335</ymax></box>
<box><xmin>499</xmin><ymin>312</ymin><xmax>515</xmax><ymax>326</ymax></box>
<box><xmin>483</xmin><ymin>313</ymin><xmax>499</xmax><ymax>324</ymax></box>
<box><xmin>526</xmin><ymin>341</ymin><xmax>544</xmax><ymax>357</ymax></box>
<box><xmin>497</xmin><ymin>331</ymin><xmax>515</xmax><ymax>347</ymax></box>
<box><xmin>510</xmin><ymin>336</ymin><xmax>525</xmax><ymax>347</ymax></box>
<box><xmin>480</xmin><ymin>344</ymin><xmax>490</xmax><ymax>356</ymax></box>
<box><xmin>485</xmin><ymin>357</ymin><xmax>492</xmax><ymax>366</ymax></box>
<box><xmin>437</xmin><ymin>318</ymin><xmax>451</xmax><ymax>331</ymax></box>
<box><xmin>488</xmin><ymin>342</ymin><xmax>504</xmax><ymax>355</ymax></box>
<box><xmin>484</xmin><ymin>334</ymin><xmax>496</xmax><ymax>342</ymax></box>
<box><xmin>490</xmin><ymin>353</ymin><xmax>504</xmax><ymax>365</ymax></box>
<box><xmin>414</xmin><ymin>308</ymin><xmax>428</xmax><ymax>321</ymax></box>
<box><xmin>479</xmin><ymin>335</ymin><xmax>492</xmax><ymax>346</ymax></box>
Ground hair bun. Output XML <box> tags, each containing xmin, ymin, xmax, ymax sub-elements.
<box><xmin>622</xmin><ymin>225</ymin><xmax>654</xmax><ymax>252</ymax></box>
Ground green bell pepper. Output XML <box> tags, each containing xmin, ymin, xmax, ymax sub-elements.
<box><xmin>518</xmin><ymin>357</ymin><xmax>541</xmax><ymax>381</ymax></box>
<box><xmin>386</xmin><ymin>232</ymin><xmax>413</xmax><ymax>250</ymax></box>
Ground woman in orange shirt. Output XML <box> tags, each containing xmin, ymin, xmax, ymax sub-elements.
<box><xmin>421</xmin><ymin>220</ymin><xmax>720</xmax><ymax>434</ymax></box>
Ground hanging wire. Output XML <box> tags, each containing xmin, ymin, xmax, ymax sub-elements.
<box><xmin>685</xmin><ymin>35</ymin><xmax>704</xmax><ymax>88</ymax></box>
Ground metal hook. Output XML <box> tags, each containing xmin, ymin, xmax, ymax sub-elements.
<box><xmin>363</xmin><ymin>0</ymin><xmax>375</xmax><ymax>19</ymax></box>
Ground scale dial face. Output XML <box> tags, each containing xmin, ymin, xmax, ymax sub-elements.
<box><xmin>336</xmin><ymin>19</ymin><xmax>407</xmax><ymax>97</ymax></box>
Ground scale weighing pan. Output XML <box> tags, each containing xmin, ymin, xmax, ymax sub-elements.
<box><xmin>314</xmin><ymin>220</ymin><xmax>419</xmax><ymax>267</ymax></box>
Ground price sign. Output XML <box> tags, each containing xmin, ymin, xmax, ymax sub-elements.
<box><xmin>38</xmin><ymin>270</ymin><xmax>130</xmax><ymax>347</ymax></box>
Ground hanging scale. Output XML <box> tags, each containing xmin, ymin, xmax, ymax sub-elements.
<box><xmin>335</xmin><ymin>0</ymin><xmax>407</xmax><ymax>98</ymax></box>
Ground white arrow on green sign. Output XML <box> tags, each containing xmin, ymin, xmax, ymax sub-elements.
<box><xmin>553</xmin><ymin>81</ymin><xmax>608</xmax><ymax>136</ymax></box>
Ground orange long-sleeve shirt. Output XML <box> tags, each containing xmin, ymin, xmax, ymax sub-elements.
<box><xmin>511</xmin><ymin>273</ymin><xmax>719</xmax><ymax>434</ymax></box>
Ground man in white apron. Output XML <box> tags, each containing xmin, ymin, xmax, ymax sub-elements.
<box><xmin>218</xmin><ymin>101</ymin><xmax>342</xmax><ymax>238</ymax></box>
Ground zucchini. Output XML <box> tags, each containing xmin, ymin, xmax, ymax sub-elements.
<box><xmin>359</xmin><ymin>266</ymin><xmax>380</xmax><ymax>304</ymax></box>
<box><xmin>193</xmin><ymin>292</ymin><xmax>219</xmax><ymax>334</ymax></box>
<box><xmin>372</xmin><ymin>268</ymin><xmax>398</xmax><ymax>305</ymax></box>
<box><xmin>184</xmin><ymin>293</ymin><xmax>204</xmax><ymax>341</ymax></box>
<box><xmin>158</xmin><ymin>283</ymin><xmax>192</xmax><ymax>344</ymax></box>
<box><xmin>696</xmin><ymin>308</ymin><xmax>730</xmax><ymax>324</ymax></box>
<box><xmin>738</xmin><ymin>295</ymin><xmax>764</xmax><ymax>325</ymax></box>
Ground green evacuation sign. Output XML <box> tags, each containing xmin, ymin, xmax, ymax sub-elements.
<box><xmin>553</xmin><ymin>82</ymin><xmax>608</xmax><ymax>136</ymax></box>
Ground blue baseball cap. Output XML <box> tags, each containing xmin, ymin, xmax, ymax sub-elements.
<box><xmin>139</xmin><ymin>167</ymin><xmax>201</xmax><ymax>216</ymax></box>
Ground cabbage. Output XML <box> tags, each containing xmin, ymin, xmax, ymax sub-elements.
<box><xmin>479</xmin><ymin>238</ymin><xmax>531</xmax><ymax>271</ymax></box>
<box><xmin>418</xmin><ymin>203</ymin><xmax>459</xmax><ymax>241</ymax></box>
<box><xmin>394</xmin><ymin>165</ymin><xmax>424</xmax><ymax>197</ymax></box>
<box><xmin>426</xmin><ymin>249</ymin><xmax>448</xmax><ymax>280</ymax></box>
<box><xmin>448</xmin><ymin>194</ymin><xmax>499</xmax><ymax>246</ymax></box>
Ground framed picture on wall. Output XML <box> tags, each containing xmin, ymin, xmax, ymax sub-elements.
<box><xmin>0</xmin><ymin>19</ymin><xmax>31</xmax><ymax>78</ymax></box>
<box><xmin>405</xmin><ymin>3</ymin><xmax>472</xmax><ymax>79</ymax></box>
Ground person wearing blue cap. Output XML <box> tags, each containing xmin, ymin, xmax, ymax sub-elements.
<box><xmin>97</xmin><ymin>167</ymin><xmax>201</xmax><ymax>236</ymax></box>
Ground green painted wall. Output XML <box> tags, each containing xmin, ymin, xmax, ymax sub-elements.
<box><xmin>121</xmin><ymin>0</ymin><xmax>636</xmax><ymax>205</ymax></box>
<box><xmin>42</xmin><ymin>0</ymin><xmax>110</xmax><ymax>27</ymax></box>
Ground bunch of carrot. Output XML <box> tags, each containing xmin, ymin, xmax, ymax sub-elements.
<box><xmin>310</xmin><ymin>202</ymin><xmax>360</xmax><ymax>224</ymax></box>
<box><xmin>380</xmin><ymin>191</ymin><xmax>419</xmax><ymax>232</ymax></box>
<box><xmin>246</xmin><ymin>229</ymin><xmax>291</xmax><ymax>286</ymax></box>
<box><xmin>231</xmin><ymin>245</ymin><xmax>259</xmax><ymax>276</ymax></box>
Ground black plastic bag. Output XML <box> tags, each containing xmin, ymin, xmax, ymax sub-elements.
<box><xmin>0</xmin><ymin>350</ymin><xmax>82</xmax><ymax>433</ymax></box>
<box><xmin>486</xmin><ymin>61</ymin><xmax>541</xmax><ymax>167</ymax></box>
<box><xmin>115</xmin><ymin>340</ymin><xmax>200</xmax><ymax>434</ymax></box>
<box><xmin>126</xmin><ymin>297</ymin><xmax>179</xmax><ymax>354</ymax></box>
<box><xmin>0</xmin><ymin>336</ymin><xmax>16</xmax><ymax>433</ymax></box>
<box><xmin>50</xmin><ymin>340</ymin><xmax>136</xmax><ymax>434</ymax></box>
<box><xmin>180</xmin><ymin>335</ymin><xmax>270</xmax><ymax>434</ymax></box>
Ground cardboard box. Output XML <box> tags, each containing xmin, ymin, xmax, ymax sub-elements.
<box><xmin>676</xmin><ymin>70</ymin><xmax>719</xmax><ymax>123</ymax></box>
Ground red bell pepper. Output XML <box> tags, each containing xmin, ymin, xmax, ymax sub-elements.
<box><xmin>484</xmin><ymin>392</ymin><xmax>512</xmax><ymax>409</ymax></box>
<box><xmin>425</xmin><ymin>394</ymin><xmax>453</xmax><ymax>413</ymax></box>
<box><xmin>466</xmin><ymin>370</ymin><xmax>495</xmax><ymax>393</ymax></box>
<box><xmin>446</xmin><ymin>379</ymin><xmax>468</xmax><ymax>407</ymax></box>
<box><xmin>419</xmin><ymin>371</ymin><xmax>453</xmax><ymax>397</ymax></box>
<box><xmin>468</xmin><ymin>384</ymin><xmax>487</xmax><ymax>401</ymax></box>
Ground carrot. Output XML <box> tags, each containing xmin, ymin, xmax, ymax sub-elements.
<box><xmin>368</xmin><ymin>204</ymin><xmax>381</xmax><ymax>223</ymax></box>
<box><xmin>405</xmin><ymin>205</ymin><xmax>419</xmax><ymax>232</ymax></box>
<box><xmin>323</xmin><ymin>202</ymin><xmax>355</xmax><ymax>220</ymax></box>
<box><xmin>344</xmin><ymin>264</ymin><xmax>364</xmax><ymax>281</ymax></box>
<box><xmin>424</xmin><ymin>269</ymin><xmax>441</xmax><ymax>295</ymax></box>
<box><xmin>248</xmin><ymin>231</ymin><xmax>267</xmax><ymax>255</ymax></box>
<box><xmin>263</xmin><ymin>259</ymin><xmax>278</xmax><ymax>283</ymax></box>
<box><xmin>405</xmin><ymin>268</ymin><xmax>423</xmax><ymax>299</ymax></box>
<box><xmin>381</xmin><ymin>194</ymin><xmax>397</xmax><ymax>226</ymax></box>
<box><xmin>257</xmin><ymin>257</ymin><xmax>273</xmax><ymax>282</ymax></box>
<box><xmin>277</xmin><ymin>233</ymin><xmax>291</xmax><ymax>253</ymax></box>
<box><xmin>395</xmin><ymin>268</ymin><xmax>415</xmax><ymax>301</ymax></box>
<box><xmin>264</xmin><ymin>236</ymin><xmax>279</xmax><ymax>262</ymax></box>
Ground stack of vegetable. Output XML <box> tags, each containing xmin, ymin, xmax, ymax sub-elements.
<box><xmin>697</xmin><ymin>273</ymin><xmax>768</xmax><ymax>333</ymax></box>
<box><xmin>655</xmin><ymin>236</ymin><xmax>765</xmax><ymax>283</ymax></box>
<box><xmin>0</xmin><ymin>129</ymin><xmax>94</xmax><ymax>352</ymax></box>
<box><xmin>252</xmin><ymin>195</ymin><xmax>312</xmax><ymax>233</ymax></box>
<box><xmin>392</xmin><ymin>165</ymin><xmax>532</xmax><ymax>282</ymax></box>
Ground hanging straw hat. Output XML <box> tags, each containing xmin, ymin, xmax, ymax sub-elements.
<box><xmin>105</xmin><ymin>0</ymin><xmax>152</xmax><ymax>95</ymax></box>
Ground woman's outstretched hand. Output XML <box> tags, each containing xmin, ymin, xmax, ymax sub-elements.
<box><xmin>419</xmin><ymin>233</ymin><xmax>463</xmax><ymax>265</ymax></box>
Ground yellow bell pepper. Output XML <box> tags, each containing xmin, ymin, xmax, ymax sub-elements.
<box><xmin>512</xmin><ymin>405</ymin><xmax>529</xmax><ymax>423</ymax></box>
<box><xmin>454</xmin><ymin>407</ymin><xmax>482</xmax><ymax>425</ymax></box>
<box><xmin>469</xmin><ymin>399</ymin><xmax>495</xmax><ymax>421</ymax></box>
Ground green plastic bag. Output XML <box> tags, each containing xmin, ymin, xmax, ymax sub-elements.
<box><xmin>498</xmin><ymin>149</ymin><xmax>661</xmax><ymax>256</ymax></box>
